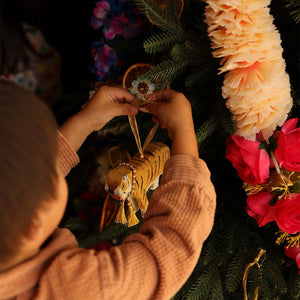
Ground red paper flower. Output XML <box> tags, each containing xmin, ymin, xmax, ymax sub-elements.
<box><xmin>275</xmin><ymin>118</ymin><xmax>300</xmax><ymax>172</ymax></box>
<box><xmin>274</xmin><ymin>193</ymin><xmax>300</xmax><ymax>234</ymax></box>
<box><xmin>246</xmin><ymin>191</ymin><xmax>276</xmax><ymax>227</ymax></box>
<box><xmin>226</xmin><ymin>134</ymin><xmax>270</xmax><ymax>185</ymax></box>
<box><xmin>284</xmin><ymin>244</ymin><xmax>300</xmax><ymax>273</ymax></box>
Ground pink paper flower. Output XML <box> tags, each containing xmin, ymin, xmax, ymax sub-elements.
<box><xmin>284</xmin><ymin>244</ymin><xmax>300</xmax><ymax>273</ymax></box>
<box><xmin>225</xmin><ymin>134</ymin><xmax>270</xmax><ymax>185</ymax></box>
<box><xmin>93</xmin><ymin>45</ymin><xmax>117</xmax><ymax>78</ymax></box>
<box><xmin>94</xmin><ymin>1</ymin><xmax>110</xmax><ymax>18</ymax></box>
<box><xmin>105</xmin><ymin>12</ymin><xmax>140</xmax><ymax>40</ymax></box>
<box><xmin>274</xmin><ymin>193</ymin><xmax>300</xmax><ymax>234</ymax></box>
<box><xmin>275</xmin><ymin>118</ymin><xmax>300</xmax><ymax>172</ymax></box>
<box><xmin>246</xmin><ymin>191</ymin><xmax>276</xmax><ymax>226</ymax></box>
<box><xmin>91</xmin><ymin>1</ymin><xmax>110</xmax><ymax>29</ymax></box>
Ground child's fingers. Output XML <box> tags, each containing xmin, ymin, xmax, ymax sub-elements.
<box><xmin>145</xmin><ymin>102</ymin><xmax>160</xmax><ymax>116</ymax></box>
<box><xmin>100</xmin><ymin>86</ymin><xmax>135</xmax><ymax>103</ymax></box>
<box><xmin>112</xmin><ymin>103</ymin><xmax>138</xmax><ymax>117</ymax></box>
<box><xmin>114</xmin><ymin>88</ymin><xmax>136</xmax><ymax>103</ymax></box>
<box><xmin>150</xmin><ymin>89</ymin><xmax>178</xmax><ymax>102</ymax></box>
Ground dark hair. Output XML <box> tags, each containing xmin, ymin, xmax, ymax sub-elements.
<box><xmin>0</xmin><ymin>0</ymin><xmax>46</xmax><ymax>74</ymax></box>
<box><xmin>0</xmin><ymin>80</ymin><xmax>58</xmax><ymax>261</ymax></box>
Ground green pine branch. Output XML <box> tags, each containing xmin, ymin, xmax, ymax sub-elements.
<box><xmin>210</xmin><ymin>270</ymin><xmax>224</xmax><ymax>300</ymax></box>
<box><xmin>185</xmin><ymin>67</ymin><xmax>213</xmax><ymax>88</ymax></box>
<box><xmin>200</xmin><ymin>236</ymin><xmax>218</xmax><ymax>267</ymax></box>
<box><xmin>225</xmin><ymin>250</ymin><xmax>248</xmax><ymax>293</ymax></box>
<box><xmin>78</xmin><ymin>231</ymin><xmax>104</xmax><ymax>248</ymax></box>
<box><xmin>196</xmin><ymin>116</ymin><xmax>218</xmax><ymax>144</ymax></box>
<box><xmin>182</xmin><ymin>265</ymin><xmax>223</xmax><ymax>300</ymax></box>
<box><xmin>170</xmin><ymin>44</ymin><xmax>192</xmax><ymax>62</ymax></box>
<box><xmin>143</xmin><ymin>31</ymin><xmax>184</xmax><ymax>53</ymax></box>
<box><xmin>218</xmin><ymin>109</ymin><xmax>236</xmax><ymax>137</ymax></box>
<box><xmin>63</xmin><ymin>216</ymin><xmax>89</xmax><ymax>233</ymax></box>
<box><xmin>285</xmin><ymin>0</ymin><xmax>300</xmax><ymax>23</ymax></box>
<box><xmin>142</xmin><ymin>58</ymin><xmax>190</xmax><ymax>84</ymax></box>
<box><xmin>133</xmin><ymin>0</ymin><xmax>183</xmax><ymax>33</ymax></box>
<box><xmin>286</xmin><ymin>267</ymin><xmax>300</xmax><ymax>299</ymax></box>
<box><xmin>78</xmin><ymin>223</ymin><xmax>130</xmax><ymax>248</ymax></box>
<box><xmin>262</xmin><ymin>256</ymin><xmax>287</xmax><ymax>294</ymax></box>
<box><xmin>247</xmin><ymin>267</ymin><xmax>271</xmax><ymax>300</ymax></box>
<box><xmin>184</xmin><ymin>35</ymin><xmax>212</xmax><ymax>61</ymax></box>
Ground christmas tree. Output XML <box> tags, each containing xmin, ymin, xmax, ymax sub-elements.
<box><xmin>62</xmin><ymin>0</ymin><xmax>300</xmax><ymax>299</ymax></box>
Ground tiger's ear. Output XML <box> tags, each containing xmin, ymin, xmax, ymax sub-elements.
<box><xmin>108</xmin><ymin>146</ymin><xmax>131</xmax><ymax>168</ymax></box>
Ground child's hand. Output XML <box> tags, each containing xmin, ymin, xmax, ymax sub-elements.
<box><xmin>145</xmin><ymin>89</ymin><xmax>199</xmax><ymax>158</ymax></box>
<box><xmin>81</xmin><ymin>86</ymin><xmax>138</xmax><ymax>132</ymax></box>
<box><xmin>60</xmin><ymin>86</ymin><xmax>138</xmax><ymax>152</ymax></box>
<box><xmin>146</xmin><ymin>90</ymin><xmax>194</xmax><ymax>139</ymax></box>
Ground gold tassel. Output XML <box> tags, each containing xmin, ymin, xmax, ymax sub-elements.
<box><xmin>243</xmin><ymin>248</ymin><xmax>266</xmax><ymax>300</ymax></box>
<box><xmin>126</xmin><ymin>201</ymin><xmax>140</xmax><ymax>227</ymax></box>
<box><xmin>114</xmin><ymin>201</ymin><xmax>127</xmax><ymax>225</ymax></box>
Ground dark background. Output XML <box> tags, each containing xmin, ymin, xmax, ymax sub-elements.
<box><xmin>42</xmin><ymin>1</ymin><xmax>95</xmax><ymax>93</ymax></box>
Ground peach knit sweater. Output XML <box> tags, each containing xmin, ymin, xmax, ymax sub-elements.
<box><xmin>0</xmin><ymin>133</ymin><xmax>216</xmax><ymax>300</ymax></box>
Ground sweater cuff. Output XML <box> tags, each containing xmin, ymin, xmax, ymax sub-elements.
<box><xmin>57</xmin><ymin>131</ymin><xmax>80</xmax><ymax>176</ymax></box>
<box><xmin>162</xmin><ymin>154</ymin><xmax>214</xmax><ymax>195</ymax></box>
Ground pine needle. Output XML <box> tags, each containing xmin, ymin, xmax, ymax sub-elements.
<box><xmin>143</xmin><ymin>31</ymin><xmax>184</xmax><ymax>53</ymax></box>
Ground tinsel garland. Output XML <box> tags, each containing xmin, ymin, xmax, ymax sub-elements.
<box><xmin>204</xmin><ymin>0</ymin><xmax>293</xmax><ymax>140</ymax></box>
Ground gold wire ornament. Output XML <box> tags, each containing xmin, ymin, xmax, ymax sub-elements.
<box><xmin>122</xmin><ymin>63</ymin><xmax>169</xmax><ymax>158</ymax></box>
<box><xmin>243</xmin><ymin>248</ymin><xmax>266</xmax><ymax>300</ymax></box>
<box><xmin>123</xmin><ymin>63</ymin><xmax>154</xmax><ymax>158</ymax></box>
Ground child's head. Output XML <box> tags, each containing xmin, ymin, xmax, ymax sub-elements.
<box><xmin>0</xmin><ymin>0</ymin><xmax>44</xmax><ymax>74</ymax></box>
<box><xmin>0</xmin><ymin>81</ymin><xmax>68</xmax><ymax>268</ymax></box>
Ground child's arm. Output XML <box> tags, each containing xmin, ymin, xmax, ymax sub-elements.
<box><xmin>41</xmin><ymin>90</ymin><xmax>216</xmax><ymax>300</ymax></box>
<box><xmin>145</xmin><ymin>89</ymin><xmax>199</xmax><ymax>158</ymax></box>
<box><xmin>43</xmin><ymin>154</ymin><xmax>216</xmax><ymax>299</ymax></box>
<box><xmin>59</xmin><ymin>86</ymin><xmax>138</xmax><ymax>153</ymax></box>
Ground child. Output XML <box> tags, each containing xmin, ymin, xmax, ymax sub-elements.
<box><xmin>0</xmin><ymin>0</ymin><xmax>62</xmax><ymax>105</ymax></box>
<box><xmin>0</xmin><ymin>81</ymin><xmax>216</xmax><ymax>299</ymax></box>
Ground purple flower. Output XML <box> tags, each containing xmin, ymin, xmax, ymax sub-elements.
<box><xmin>105</xmin><ymin>12</ymin><xmax>140</xmax><ymax>40</ymax></box>
<box><xmin>90</xmin><ymin>1</ymin><xmax>110</xmax><ymax>29</ymax></box>
<box><xmin>94</xmin><ymin>45</ymin><xmax>117</xmax><ymax>79</ymax></box>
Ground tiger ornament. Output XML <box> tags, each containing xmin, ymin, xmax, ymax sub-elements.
<box><xmin>105</xmin><ymin>142</ymin><xmax>170</xmax><ymax>226</ymax></box>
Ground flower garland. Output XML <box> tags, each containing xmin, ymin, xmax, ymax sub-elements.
<box><xmin>204</xmin><ymin>0</ymin><xmax>300</xmax><ymax>273</ymax></box>
<box><xmin>204</xmin><ymin>0</ymin><xmax>293</xmax><ymax>141</ymax></box>
<box><xmin>90</xmin><ymin>0</ymin><xmax>143</xmax><ymax>81</ymax></box>
<box><xmin>226</xmin><ymin>120</ymin><xmax>300</xmax><ymax>272</ymax></box>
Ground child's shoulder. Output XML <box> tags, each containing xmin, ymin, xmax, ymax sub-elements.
<box><xmin>23</xmin><ymin>23</ymin><xmax>53</xmax><ymax>56</ymax></box>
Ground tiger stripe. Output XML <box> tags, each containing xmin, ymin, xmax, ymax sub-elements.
<box><xmin>106</xmin><ymin>142</ymin><xmax>170</xmax><ymax>215</ymax></box>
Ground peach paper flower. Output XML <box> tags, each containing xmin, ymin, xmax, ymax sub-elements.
<box><xmin>204</xmin><ymin>0</ymin><xmax>293</xmax><ymax>140</ymax></box>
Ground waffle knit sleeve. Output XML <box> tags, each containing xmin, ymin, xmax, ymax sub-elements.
<box><xmin>57</xmin><ymin>131</ymin><xmax>79</xmax><ymax>176</ymax></box>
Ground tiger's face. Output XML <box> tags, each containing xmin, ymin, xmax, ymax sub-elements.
<box><xmin>105</xmin><ymin>168</ymin><xmax>132</xmax><ymax>201</ymax></box>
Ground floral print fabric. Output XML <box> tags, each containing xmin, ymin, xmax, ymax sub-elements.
<box><xmin>0</xmin><ymin>23</ymin><xmax>62</xmax><ymax>105</ymax></box>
